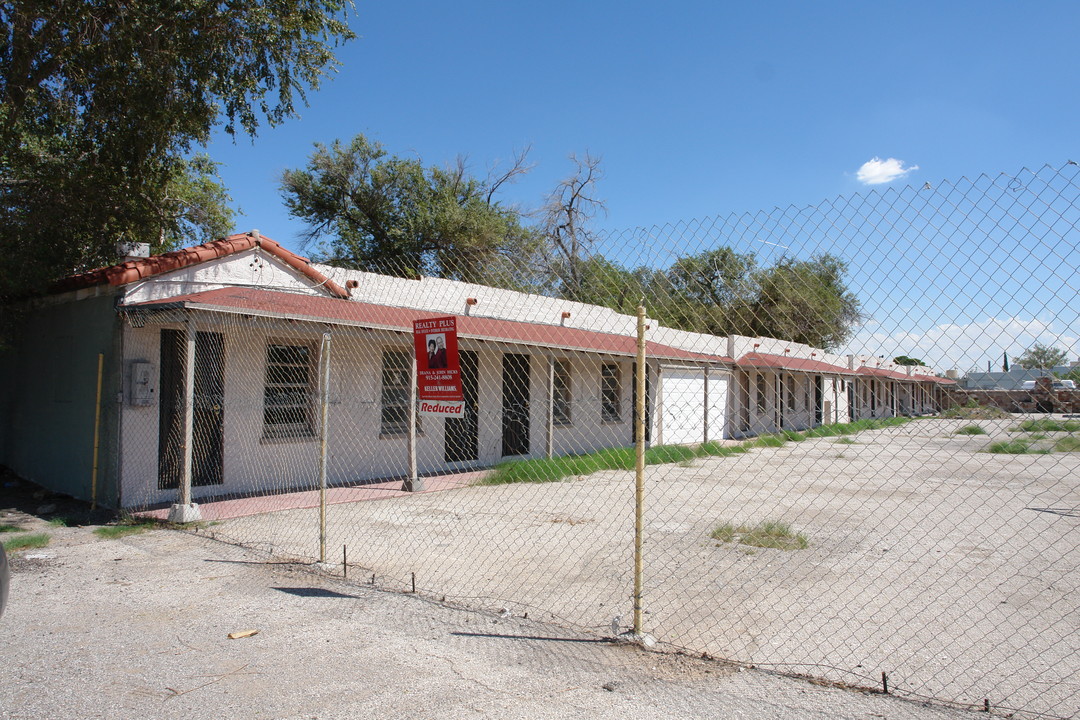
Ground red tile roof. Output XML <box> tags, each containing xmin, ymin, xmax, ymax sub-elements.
<box><xmin>736</xmin><ymin>351</ymin><xmax>854</xmax><ymax>376</ymax></box>
<box><xmin>50</xmin><ymin>233</ymin><xmax>350</xmax><ymax>299</ymax></box>
<box><xmin>855</xmin><ymin>366</ymin><xmax>916</xmax><ymax>382</ymax></box>
<box><xmin>124</xmin><ymin>287</ymin><xmax>729</xmax><ymax>364</ymax></box>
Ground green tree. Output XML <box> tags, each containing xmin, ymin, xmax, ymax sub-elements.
<box><xmin>893</xmin><ymin>356</ymin><xmax>926</xmax><ymax>366</ymax></box>
<box><xmin>747</xmin><ymin>254</ymin><xmax>861</xmax><ymax>350</ymax></box>
<box><xmin>656</xmin><ymin>247</ymin><xmax>758</xmax><ymax>335</ymax></box>
<box><xmin>1016</xmin><ymin>343</ymin><xmax>1069</xmax><ymax>370</ymax></box>
<box><xmin>0</xmin><ymin>0</ymin><xmax>354</xmax><ymax>299</ymax></box>
<box><xmin>281</xmin><ymin>134</ymin><xmax>541</xmax><ymax>285</ymax></box>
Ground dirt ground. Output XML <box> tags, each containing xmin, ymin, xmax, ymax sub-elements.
<box><xmin>207</xmin><ymin>417</ymin><xmax>1080</xmax><ymax>719</ymax></box>
<box><xmin>1</xmin><ymin>526</ymin><xmax>977</xmax><ymax>720</ymax></box>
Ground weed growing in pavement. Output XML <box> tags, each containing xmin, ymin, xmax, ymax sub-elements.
<box><xmin>988</xmin><ymin>439</ymin><xmax>1050</xmax><ymax>455</ymax></box>
<box><xmin>1016</xmin><ymin>418</ymin><xmax>1080</xmax><ymax>433</ymax></box>
<box><xmin>1053</xmin><ymin>436</ymin><xmax>1080</xmax><ymax>452</ymax></box>
<box><xmin>955</xmin><ymin>425</ymin><xmax>988</xmax><ymax>436</ymax></box>
<box><xmin>0</xmin><ymin>523</ymin><xmax>21</xmax><ymax>533</ymax></box>
<box><xmin>711</xmin><ymin>521</ymin><xmax>808</xmax><ymax>550</ymax></box>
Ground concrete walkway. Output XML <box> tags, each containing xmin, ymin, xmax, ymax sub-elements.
<box><xmin>137</xmin><ymin>470</ymin><xmax>487</xmax><ymax>521</ymax></box>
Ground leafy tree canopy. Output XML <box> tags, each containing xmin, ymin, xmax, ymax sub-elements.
<box><xmin>893</xmin><ymin>356</ymin><xmax>926</xmax><ymax>366</ymax></box>
<box><xmin>0</xmin><ymin>0</ymin><xmax>354</xmax><ymax>299</ymax></box>
<box><xmin>281</xmin><ymin>134</ymin><xmax>541</xmax><ymax>285</ymax></box>
<box><xmin>1016</xmin><ymin>343</ymin><xmax>1069</xmax><ymax>370</ymax></box>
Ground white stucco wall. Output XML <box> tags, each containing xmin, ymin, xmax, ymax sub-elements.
<box><xmin>117</xmin><ymin>316</ymin><xmax>656</xmax><ymax>508</ymax></box>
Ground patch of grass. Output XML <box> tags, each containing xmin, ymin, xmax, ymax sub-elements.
<box><xmin>955</xmin><ymin>425</ymin><xmax>988</xmax><ymax>436</ymax></box>
<box><xmin>1016</xmin><ymin>418</ymin><xmax>1080</xmax><ymax>433</ymax></box>
<box><xmin>987</xmin><ymin>439</ymin><xmax>1050</xmax><ymax>455</ymax></box>
<box><xmin>94</xmin><ymin>519</ymin><xmax>156</xmax><ymax>539</ymax></box>
<box><xmin>803</xmin><ymin>425</ymin><xmax>840</xmax><ymax>438</ymax></box>
<box><xmin>482</xmin><ymin>416</ymin><xmax>914</xmax><ymax>485</ymax></box>
<box><xmin>2</xmin><ymin>532</ymin><xmax>51</xmax><ymax>551</ymax></box>
<box><xmin>644</xmin><ymin>444</ymin><xmax>698</xmax><ymax>465</ymax></box>
<box><xmin>1054</xmin><ymin>436</ymin><xmax>1080</xmax><ymax>452</ymax></box>
<box><xmin>833</xmin><ymin>437</ymin><xmax>857</xmax><ymax>445</ymax></box>
<box><xmin>48</xmin><ymin>516</ymin><xmax>81</xmax><ymax>527</ymax></box>
<box><xmin>743</xmin><ymin>434</ymin><xmax>786</xmax><ymax>449</ymax></box>
<box><xmin>0</xmin><ymin>523</ymin><xmax>23</xmax><ymax>533</ymax></box>
<box><xmin>711</xmin><ymin>521</ymin><xmax>808</xmax><ymax>550</ymax></box>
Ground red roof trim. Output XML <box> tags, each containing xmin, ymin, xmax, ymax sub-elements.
<box><xmin>50</xmin><ymin>233</ymin><xmax>349</xmax><ymax>299</ymax></box>
<box><xmin>736</xmin><ymin>352</ymin><xmax>853</xmax><ymax>376</ymax></box>
<box><xmin>855</xmin><ymin>366</ymin><xmax>916</xmax><ymax>381</ymax></box>
<box><xmin>124</xmin><ymin>287</ymin><xmax>729</xmax><ymax>364</ymax></box>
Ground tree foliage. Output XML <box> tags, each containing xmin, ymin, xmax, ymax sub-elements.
<box><xmin>893</xmin><ymin>356</ymin><xmax>926</xmax><ymax>366</ymax></box>
<box><xmin>1016</xmin><ymin>343</ymin><xmax>1069</xmax><ymax>370</ymax></box>
<box><xmin>0</xmin><ymin>0</ymin><xmax>354</xmax><ymax>298</ymax></box>
<box><xmin>281</xmin><ymin>134</ymin><xmax>541</xmax><ymax>285</ymax></box>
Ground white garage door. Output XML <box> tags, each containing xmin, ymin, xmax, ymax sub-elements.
<box><xmin>660</xmin><ymin>367</ymin><xmax>729</xmax><ymax>445</ymax></box>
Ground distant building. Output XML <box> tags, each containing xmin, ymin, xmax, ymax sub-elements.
<box><xmin>962</xmin><ymin>363</ymin><xmax>1077</xmax><ymax>390</ymax></box>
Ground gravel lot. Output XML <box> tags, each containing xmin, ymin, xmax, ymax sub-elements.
<box><xmin>1</xmin><ymin>528</ymin><xmax>976</xmax><ymax>720</ymax></box>
<box><xmin>210</xmin><ymin>417</ymin><xmax>1080</xmax><ymax>718</ymax></box>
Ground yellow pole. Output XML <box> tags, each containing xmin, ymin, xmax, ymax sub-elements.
<box><xmin>318</xmin><ymin>332</ymin><xmax>332</xmax><ymax>563</ymax></box>
<box><xmin>91</xmin><ymin>353</ymin><xmax>104</xmax><ymax>511</ymax></box>
<box><xmin>634</xmin><ymin>305</ymin><xmax>647</xmax><ymax>636</ymax></box>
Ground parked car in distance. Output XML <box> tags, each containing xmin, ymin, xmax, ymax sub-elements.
<box><xmin>1021</xmin><ymin>379</ymin><xmax>1077</xmax><ymax>390</ymax></box>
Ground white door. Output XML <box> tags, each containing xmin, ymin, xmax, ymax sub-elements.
<box><xmin>661</xmin><ymin>367</ymin><xmax>706</xmax><ymax>445</ymax></box>
<box><xmin>707</xmin><ymin>373</ymin><xmax>728</xmax><ymax>440</ymax></box>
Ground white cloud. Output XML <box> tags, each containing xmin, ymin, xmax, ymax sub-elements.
<box><xmin>840</xmin><ymin>316</ymin><xmax>1079</xmax><ymax>374</ymax></box>
<box><xmin>856</xmin><ymin>157</ymin><xmax>919</xmax><ymax>185</ymax></box>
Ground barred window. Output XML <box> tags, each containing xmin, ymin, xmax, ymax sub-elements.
<box><xmin>553</xmin><ymin>359</ymin><xmax>572</xmax><ymax>427</ymax></box>
<box><xmin>786</xmin><ymin>375</ymin><xmax>797</xmax><ymax>410</ymax></box>
<box><xmin>601</xmin><ymin>363</ymin><xmax>621</xmax><ymax>423</ymax></box>
<box><xmin>381</xmin><ymin>349</ymin><xmax>414</xmax><ymax>436</ymax></box>
<box><xmin>756</xmin><ymin>373</ymin><xmax>767</xmax><ymax>413</ymax></box>
<box><xmin>264</xmin><ymin>342</ymin><xmax>315</xmax><ymax>439</ymax></box>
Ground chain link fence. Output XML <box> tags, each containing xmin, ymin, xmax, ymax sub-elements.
<box><xmin>116</xmin><ymin>163</ymin><xmax>1078</xmax><ymax>718</ymax></box>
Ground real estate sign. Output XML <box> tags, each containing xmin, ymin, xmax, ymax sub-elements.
<box><xmin>413</xmin><ymin>316</ymin><xmax>464</xmax><ymax>416</ymax></box>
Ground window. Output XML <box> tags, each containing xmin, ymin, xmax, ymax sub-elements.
<box><xmin>601</xmin><ymin>363</ymin><xmax>621</xmax><ymax>423</ymax></box>
<box><xmin>786</xmin><ymin>375</ymin><xmax>796</xmax><ymax>410</ymax></box>
<box><xmin>381</xmin><ymin>349</ymin><xmax>419</xmax><ymax>436</ymax></box>
<box><xmin>264</xmin><ymin>342</ymin><xmax>315</xmax><ymax>439</ymax></box>
<box><xmin>553</xmin><ymin>359</ymin><xmax>572</xmax><ymax>426</ymax></box>
<box><xmin>756</xmin><ymin>373</ymin><xmax>767</xmax><ymax>413</ymax></box>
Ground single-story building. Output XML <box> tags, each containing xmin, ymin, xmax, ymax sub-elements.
<box><xmin>0</xmin><ymin>231</ymin><xmax>954</xmax><ymax>511</ymax></box>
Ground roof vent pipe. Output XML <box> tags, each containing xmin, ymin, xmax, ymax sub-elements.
<box><xmin>345</xmin><ymin>279</ymin><xmax>360</xmax><ymax>297</ymax></box>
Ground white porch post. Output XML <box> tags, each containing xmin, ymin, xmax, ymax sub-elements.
<box><xmin>546</xmin><ymin>357</ymin><xmax>555</xmax><ymax>459</ymax></box>
<box><xmin>168</xmin><ymin>314</ymin><xmax>201</xmax><ymax>523</ymax></box>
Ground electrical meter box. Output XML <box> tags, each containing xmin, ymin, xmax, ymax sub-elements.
<box><xmin>129</xmin><ymin>361</ymin><xmax>156</xmax><ymax>406</ymax></box>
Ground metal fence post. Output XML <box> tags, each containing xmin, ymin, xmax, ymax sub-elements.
<box><xmin>319</xmin><ymin>332</ymin><xmax>332</xmax><ymax>563</ymax></box>
<box><xmin>634</xmin><ymin>304</ymin><xmax>646</xmax><ymax>637</ymax></box>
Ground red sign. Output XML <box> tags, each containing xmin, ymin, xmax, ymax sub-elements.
<box><xmin>413</xmin><ymin>316</ymin><xmax>463</xmax><ymax>411</ymax></box>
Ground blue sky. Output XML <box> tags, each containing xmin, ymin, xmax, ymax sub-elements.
<box><xmin>204</xmin><ymin>1</ymin><xmax>1080</xmax><ymax>371</ymax></box>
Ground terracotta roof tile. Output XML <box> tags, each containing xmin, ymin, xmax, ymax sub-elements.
<box><xmin>50</xmin><ymin>233</ymin><xmax>349</xmax><ymax>299</ymax></box>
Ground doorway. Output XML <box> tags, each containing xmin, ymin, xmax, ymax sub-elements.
<box><xmin>158</xmin><ymin>328</ymin><xmax>225</xmax><ymax>489</ymax></box>
<box><xmin>501</xmin><ymin>353</ymin><xmax>530</xmax><ymax>456</ymax></box>
<box><xmin>445</xmin><ymin>350</ymin><xmax>479</xmax><ymax>463</ymax></box>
